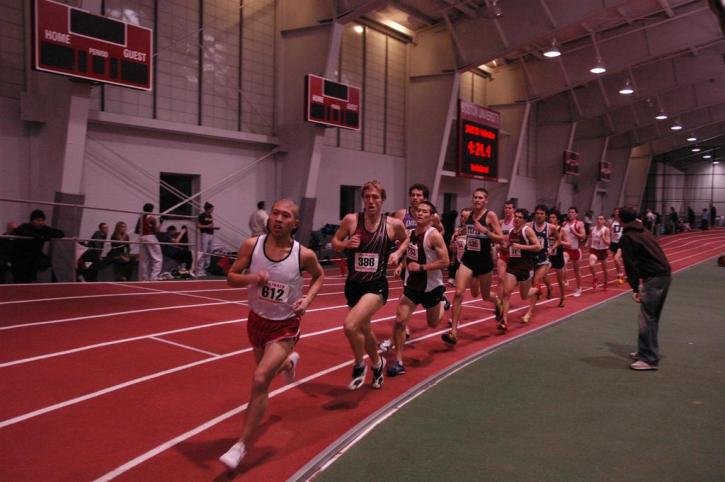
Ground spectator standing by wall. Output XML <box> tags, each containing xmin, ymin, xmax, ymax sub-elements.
<box><xmin>710</xmin><ymin>204</ymin><xmax>717</xmax><ymax>228</ymax></box>
<box><xmin>248</xmin><ymin>201</ymin><xmax>268</xmax><ymax>236</ymax></box>
<box><xmin>700</xmin><ymin>208</ymin><xmax>709</xmax><ymax>230</ymax></box>
<box><xmin>1</xmin><ymin>222</ymin><xmax>18</xmax><ymax>283</ymax></box>
<box><xmin>196</xmin><ymin>202</ymin><xmax>217</xmax><ymax>277</ymax></box>
<box><xmin>136</xmin><ymin>203</ymin><xmax>162</xmax><ymax>281</ymax></box>
<box><xmin>10</xmin><ymin>210</ymin><xmax>64</xmax><ymax>283</ymax></box>
<box><xmin>667</xmin><ymin>207</ymin><xmax>678</xmax><ymax>234</ymax></box>
<box><xmin>687</xmin><ymin>207</ymin><xmax>696</xmax><ymax>230</ymax></box>
<box><xmin>80</xmin><ymin>222</ymin><xmax>108</xmax><ymax>282</ymax></box>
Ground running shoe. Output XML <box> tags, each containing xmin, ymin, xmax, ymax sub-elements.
<box><xmin>592</xmin><ymin>278</ymin><xmax>598</xmax><ymax>290</ymax></box>
<box><xmin>348</xmin><ymin>362</ymin><xmax>367</xmax><ymax>391</ymax></box>
<box><xmin>387</xmin><ymin>360</ymin><xmax>406</xmax><ymax>377</ymax></box>
<box><xmin>442</xmin><ymin>295</ymin><xmax>452</xmax><ymax>311</ymax></box>
<box><xmin>441</xmin><ymin>331</ymin><xmax>458</xmax><ymax>345</ymax></box>
<box><xmin>494</xmin><ymin>297</ymin><xmax>504</xmax><ymax>321</ymax></box>
<box><xmin>283</xmin><ymin>352</ymin><xmax>300</xmax><ymax>384</ymax></box>
<box><xmin>378</xmin><ymin>338</ymin><xmax>393</xmax><ymax>353</ymax></box>
<box><xmin>497</xmin><ymin>320</ymin><xmax>508</xmax><ymax>332</ymax></box>
<box><xmin>522</xmin><ymin>312</ymin><xmax>531</xmax><ymax>324</ymax></box>
<box><xmin>371</xmin><ymin>357</ymin><xmax>386</xmax><ymax>389</ymax></box>
<box><xmin>617</xmin><ymin>275</ymin><xmax>625</xmax><ymax>285</ymax></box>
<box><xmin>573</xmin><ymin>288</ymin><xmax>582</xmax><ymax>297</ymax></box>
<box><xmin>219</xmin><ymin>442</ymin><xmax>246</xmax><ymax>471</ymax></box>
<box><xmin>629</xmin><ymin>352</ymin><xmax>639</xmax><ymax>360</ymax></box>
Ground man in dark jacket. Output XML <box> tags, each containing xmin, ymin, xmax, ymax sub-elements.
<box><xmin>618</xmin><ymin>206</ymin><xmax>672</xmax><ymax>370</ymax></box>
<box><xmin>10</xmin><ymin>209</ymin><xmax>64</xmax><ymax>283</ymax></box>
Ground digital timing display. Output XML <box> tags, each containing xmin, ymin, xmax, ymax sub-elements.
<box><xmin>457</xmin><ymin>100</ymin><xmax>500</xmax><ymax>181</ymax></box>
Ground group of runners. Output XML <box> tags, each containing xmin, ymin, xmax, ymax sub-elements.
<box><xmin>219</xmin><ymin>180</ymin><xmax>626</xmax><ymax>471</ymax></box>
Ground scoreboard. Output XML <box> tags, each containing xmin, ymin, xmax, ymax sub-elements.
<box><xmin>33</xmin><ymin>0</ymin><xmax>153</xmax><ymax>91</ymax></box>
<box><xmin>457</xmin><ymin>100</ymin><xmax>500</xmax><ymax>181</ymax></box>
<box><xmin>305</xmin><ymin>74</ymin><xmax>361</xmax><ymax>130</ymax></box>
<box><xmin>563</xmin><ymin>150</ymin><xmax>580</xmax><ymax>176</ymax></box>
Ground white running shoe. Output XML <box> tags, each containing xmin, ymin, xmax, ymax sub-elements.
<box><xmin>573</xmin><ymin>288</ymin><xmax>582</xmax><ymax>297</ymax></box>
<box><xmin>283</xmin><ymin>352</ymin><xmax>300</xmax><ymax>384</ymax></box>
<box><xmin>219</xmin><ymin>442</ymin><xmax>246</xmax><ymax>470</ymax></box>
<box><xmin>378</xmin><ymin>338</ymin><xmax>393</xmax><ymax>353</ymax></box>
<box><xmin>348</xmin><ymin>363</ymin><xmax>367</xmax><ymax>391</ymax></box>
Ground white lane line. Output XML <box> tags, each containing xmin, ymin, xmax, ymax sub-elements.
<box><xmin>110</xmin><ymin>283</ymin><xmax>247</xmax><ymax>306</ymax></box>
<box><xmin>0</xmin><ymin>319</ymin><xmax>246</xmax><ymax>368</ymax></box>
<box><xmin>149</xmin><ymin>337</ymin><xmax>219</xmax><ymax>357</ymax></box>
<box><xmin>0</xmin><ymin>301</ymin><xmax>232</xmax><ymax>331</ymax></box>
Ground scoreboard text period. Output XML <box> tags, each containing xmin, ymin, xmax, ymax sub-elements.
<box><xmin>33</xmin><ymin>0</ymin><xmax>153</xmax><ymax>91</ymax></box>
<box><xmin>458</xmin><ymin>100</ymin><xmax>500</xmax><ymax>181</ymax></box>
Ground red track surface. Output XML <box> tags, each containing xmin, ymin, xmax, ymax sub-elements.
<box><xmin>1</xmin><ymin>230</ymin><xmax>723</xmax><ymax>481</ymax></box>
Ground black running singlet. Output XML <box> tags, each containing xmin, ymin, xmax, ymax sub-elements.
<box><xmin>346</xmin><ymin>213</ymin><xmax>391</xmax><ymax>283</ymax></box>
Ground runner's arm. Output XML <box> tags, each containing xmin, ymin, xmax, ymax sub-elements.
<box><xmin>293</xmin><ymin>246</ymin><xmax>325</xmax><ymax>315</ymax></box>
<box><xmin>388</xmin><ymin>218</ymin><xmax>409</xmax><ymax>265</ymax></box>
<box><xmin>485</xmin><ymin>212</ymin><xmax>504</xmax><ymax>243</ymax></box>
<box><xmin>331</xmin><ymin>214</ymin><xmax>356</xmax><ymax>252</ymax></box>
<box><xmin>227</xmin><ymin>238</ymin><xmax>261</xmax><ymax>287</ymax></box>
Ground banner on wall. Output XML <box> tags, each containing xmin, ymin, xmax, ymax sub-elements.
<box><xmin>563</xmin><ymin>150</ymin><xmax>580</xmax><ymax>176</ymax></box>
<box><xmin>599</xmin><ymin>160</ymin><xmax>612</xmax><ymax>181</ymax></box>
<box><xmin>457</xmin><ymin>100</ymin><xmax>500</xmax><ymax>182</ymax></box>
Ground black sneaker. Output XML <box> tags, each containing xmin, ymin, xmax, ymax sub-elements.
<box><xmin>442</xmin><ymin>295</ymin><xmax>452</xmax><ymax>311</ymax></box>
<box><xmin>497</xmin><ymin>320</ymin><xmax>507</xmax><ymax>332</ymax></box>
<box><xmin>494</xmin><ymin>297</ymin><xmax>504</xmax><ymax>321</ymax></box>
<box><xmin>441</xmin><ymin>332</ymin><xmax>458</xmax><ymax>345</ymax></box>
<box><xmin>347</xmin><ymin>362</ymin><xmax>367</xmax><ymax>391</ymax></box>
<box><xmin>387</xmin><ymin>361</ymin><xmax>406</xmax><ymax>377</ymax></box>
<box><xmin>371</xmin><ymin>357</ymin><xmax>386</xmax><ymax>389</ymax></box>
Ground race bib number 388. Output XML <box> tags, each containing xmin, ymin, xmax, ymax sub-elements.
<box><xmin>354</xmin><ymin>252</ymin><xmax>379</xmax><ymax>273</ymax></box>
<box><xmin>258</xmin><ymin>280</ymin><xmax>290</xmax><ymax>304</ymax></box>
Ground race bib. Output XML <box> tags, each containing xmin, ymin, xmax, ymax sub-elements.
<box><xmin>509</xmin><ymin>245</ymin><xmax>522</xmax><ymax>258</ymax></box>
<box><xmin>258</xmin><ymin>280</ymin><xmax>290</xmax><ymax>304</ymax></box>
<box><xmin>354</xmin><ymin>252</ymin><xmax>379</xmax><ymax>273</ymax></box>
<box><xmin>466</xmin><ymin>237</ymin><xmax>481</xmax><ymax>251</ymax></box>
<box><xmin>406</xmin><ymin>244</ymin><xmax>419</xmax><ymax>262</ymax></box>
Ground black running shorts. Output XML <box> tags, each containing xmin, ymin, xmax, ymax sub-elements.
<box><xmin>403</xmin><ymin>285</ymin><xmax>445</xmax><ymax>309</ymax></box>
<box><xmin>344</xmin><ymin>277</ymin><xmax>389</xmax><ymax>307</ymax></box>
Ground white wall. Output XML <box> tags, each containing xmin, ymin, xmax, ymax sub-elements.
<box><xmin>683</xmin><ymin>162</ymin><xmax>725</xmax><ymax>215</ymax></box>
<box><xmin>0</xmin><ymin>98</ymin><xmax>31</xmax><ymax>227</ymax></box>
<box><xmin>82</xmin><ymin>124</ymin><xmax>277</xmax><ymax>251</ymax></box>
<box><xmin>313</xmin><ymin>145</ymin><xmax>406</xmax><ymax>228</ymax></box>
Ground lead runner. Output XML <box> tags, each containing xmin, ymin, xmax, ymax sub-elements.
<box><xmin>219</xmin><ymin>198</ymin><xmax>324</xmax><ymax>471</ymax></box>
<box><xmin>332</xmin><ymin>180</ymin><xmax>408</xmax><ymax>390</ymax></box>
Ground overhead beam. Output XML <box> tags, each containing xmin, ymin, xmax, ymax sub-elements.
<box><xmin>391</xmin><ymin>0</ymin><xmax>436</xmax><ymax>26</ymax></box>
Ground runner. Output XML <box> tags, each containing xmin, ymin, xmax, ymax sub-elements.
<box><xmin>609</xmin><ymin>208</ymin><xmax>625</xmax><ymax>284</ymax></box>
<box><xmin>531</xmin><ymin>204</ymin><xmax>554</xmax><ymax>299</ymax></box>
<box><xmin>588</xmin><ymin>214</ymin><xmax>611</xmax><ymax>290</ymax></box>
<box><xmin>561</xmin><ymin>207</ymin><xmax>587</xmax><ymax>296</ymax></box>
<box><xmin>332</xmin><ymin>180</ymin><xmax>408</xmax><ymax>390</ymax></box>
<box><xmin>496</xmin><ymin>200</ymin><xmax>516</xmax><ymax>300</ymax></box>
<box><xmin>443</xmin><ymin>187</ymin><xmax>504</xmax><ymax>345</ymax></box>
<box><xmin>448</xmin><ymin>208</ymin><xmax>480</xmax><ymax>298</ymax></box>
<box><xmin>547</xmin><ymin>211</ymin><xmax>570</xmax><ymax>307</ymax></box>
<box><xmin>219</xmin><ymin>198</ymin><xmax>324</xmax><ymax>471</ymax></box>
<box><xmin>500</xmin><ymin>208</ymin><xmax>541</xmax><ymax>330</ymax></box>
<box><xmin>387</xmin><ymin>201</ymin><xmax>449</xmax><ymax>376</ymax></box>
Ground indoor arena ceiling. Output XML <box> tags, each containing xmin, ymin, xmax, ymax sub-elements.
<box><xmin>334</xmin><ymin>0</ymin><xmax>725</xmax><ymax>163</ymax></box>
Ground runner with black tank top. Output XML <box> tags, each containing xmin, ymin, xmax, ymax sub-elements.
<box><xmin>496</xmin><ymin>200</ymin><xmax>516</xmax><ymax>300</ymax></box>
<box><xmin>609</xmin><ymin>208</ymin><xmax>625</xmax><ymax>284</ymax></box>
<box><xmin>333</xmin><ymin>180</ymin><xmax>408</xmax><ymax>391</ymax></box>
<box><xmin>386</xmin><ymin>201</ymin><xmax>450</xmax><ymax>376</ymax></box>
<box><xmin>499</xmin><ymin>208</ymin><xmax>542</xmax><ymax>331</ymax></box>
<box><xmin>547</xmin><ymin>211</ymin><xmax>568</xmax><ymax>307</ymax></box>
<box><xmin>444</xmin><ymin>187</ymin><xmax>504</xmax><ymax>346</ymax></box>
<box><xmin>219</xmin><ymin>198</ymin><xmax>324</xmax><ymax>472</ymax></box>
<box><xmin>531</xmin><ymin>204</ymin><xmax>554</xmax><ymax>299</ymax></box>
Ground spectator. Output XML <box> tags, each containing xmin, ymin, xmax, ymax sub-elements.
<box><xmin>136</xmin><ymin>203</ymin><xmax>162</xmax><ymax>280</ymax></box>
<box><xmin>196</xmin><ymin>202</ymin><xmax>218</xmax><ymax>277</ymax></box>
<box><xmin>159</xmin><ymin>225</ymin><xmax>193</xmax><ymax>270</ymax></box>
<box><xmin>10</xmin><ymin>209</ymin><xmax>64</xmax><ymax>283</ymax></box>
<box><xmin>710</xmin><ymin>204</ymin><xmax>717</xmax><ymax>228</ymax></box>
<box><xmin>107</xmin><ymin>221</ymin><xmax>135</xmax><ymax>281</ymax></box>
<box><xmin>701</xmin><ymin>208</ymin><xmax>709</xmax><ymax>230</ymax></box>
<box><xmin>1</xmin><ymin>222</ymin><xmax>18</xmax><ymax>283</ymax></box>
<box><xmin>687</xmin><ymin>206</ymin><xmax>696</xmax><ymax>229</ymax></box>
<box><xmin>248</xmin><ymin>201</ymin><xmax>268</xmax><ymax>236</ymax></box>
<box><xmin>668</xmin><ymin>207</ymin><xmax>678</xmax><ymax>234</ymax></box>
<box><xmin>79</xmin><ymin>222</ymin><xmax>108</xmax><ymax>282</ymax></box>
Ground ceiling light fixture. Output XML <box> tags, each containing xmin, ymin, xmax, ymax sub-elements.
<box><xmin>655</xmin><ymin>109</ymin><xmax>668</xmax><ymax>120</ymax></box>
<box><xmin>670</xmin><ymin>120</ymin><xmax>683</xmax><ymax>131</ymax></box>
<box><xmin>687</xmin><ymin>135</ymin><xmax>697</xmax><ymax>142</ymax></box>
<box><xmin>619</xmin><ymin>79</ymin><xmax>634</xmax><ymax>95</ymax></box>
<box><xmin>353</xmin><ymin>25</ymin><xmax>363</xmax><ymax>34</ymax></box>
<box><xmin>543</xmin><ymin>39</ymin><xmax>561</xmax><ymax>58</ymax></box>
<box><xmin>692</xmin><ymin>147</ymin><xmax>701</xmax><ymax>152</ymax></box>
<box><xmin>714</xmin><ymin>161</ymin><xmax>720</xmax><ymax>164</ymax></box>
<box><xmin>590</xmin><ymin>57</ymin><xmax>606</xmax><ymax>74</ymax></box>
<box><xmin>703</xmin><ymin>154</ymin><xmax>712</xmax><ymax>159</ymax></box>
